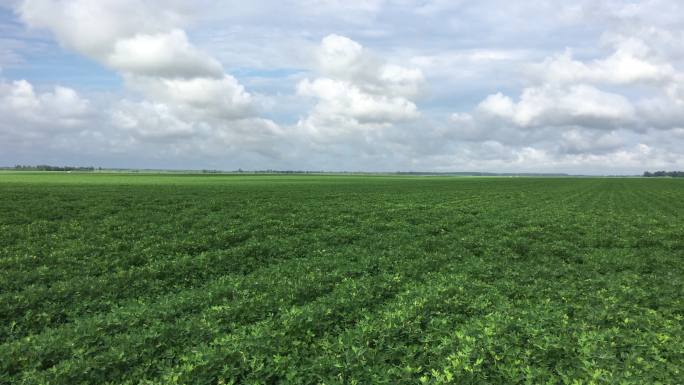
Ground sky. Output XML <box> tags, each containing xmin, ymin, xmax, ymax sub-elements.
<box><xmin>1</xmin><ymin>0</ymin><xmax>684</xmax><ymax>174</ymax></box>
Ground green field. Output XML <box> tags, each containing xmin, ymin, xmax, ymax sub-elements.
<box><xmin>1</xmin><ymin>173</ymin><xmax>682</xmax><ymax>384</ymax></box>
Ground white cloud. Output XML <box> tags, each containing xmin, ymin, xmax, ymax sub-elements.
<box><xmin>534</xmin><ymin>43</ymin><xmax>674</xmax><ymax>86</ymax></box>
<box><xmin>316</xmin><ymin>34</ymin><xmax>367</xmax><ymax>80</ymax></box>
<box><xmin>297</xmin><ymin>78</ymin><xmax>418</xmax><ymax>124</ymax></box>
<box><xmin>8</xmin><ymin>1</ymin><xmax>293</xmax><ymax>166</ymax></box>
<box><xmin>110</xmin><ymin>100</ymin><xmax>198</xmax><ymax>140</ymax></box>
<box><xmin>4</xmin><ymin>0</ymin><xmax>684</xmax><ymax>173</ymax></box>
<box><xmin>665</xmin><ymin>75</ymin><xmax>684</xmax><ymax>104</ymax></box>
<box><xmin>478</xmin><ymin>85</ymin><xmax>635</xmax><ymax>129</ymax></box>
<box><xmin>18</xmin><ymin>0</ymin><xmax>260</xmax><ymax>128</ymax></box>
<box><xmin>107</xmin><ymin>29</ymin><xmax>224</xmax><ymax>79</ymax></box>
<box><xmin>559</xmin><ymin>129</ymin><xmax>625</xmax><ymax>155</ymax></box>
<box><xmin>316</xmin><ymin>34</ymin><xmax>424</xmax><ymax>99</ymax></box>
<box><xmin>19</xmin><ymin>0</ymin><xmax>190</xmax><ymax>57</ymax></box>
<box><xmin>0</xmin><ymin>79</ymin><xmax>90</xmax><ymax>128</ymax></box>
<box><xmin>110</xmin><ymin>98</ymin><xmax>283</xmax><ymax>152</ymax></box>
<box><xmin>126</xmin><ymin>75</ymin><xmax>253</xmax><ymax>120</ymax></box>
<box><xmin>440</xmin><ymin>10</ymin><xmax>684</xmax><ymax>173</ymax></box>
<box><xmin>297</xmin><ymin>34</ymin><xmax>424</xmax><ymax>140</ymax></box>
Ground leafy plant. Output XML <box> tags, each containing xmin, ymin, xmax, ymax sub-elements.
<box><xmin>0</xmin><ymin>173</ymin><xmax>682</xmax><ymax>384</ymax></box>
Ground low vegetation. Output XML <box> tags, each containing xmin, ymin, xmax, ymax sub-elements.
<box><xmin>1</xmin><ymin>173</ymin><xmax>682</xmax><ymax>384</ymax></box>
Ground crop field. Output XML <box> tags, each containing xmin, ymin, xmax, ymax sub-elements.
<box><xmin>1</xmin><ymin>173</ymin><xmax>683</xmax><ymax>385</ymax></box>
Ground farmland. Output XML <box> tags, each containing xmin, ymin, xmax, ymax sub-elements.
<box><xmin>1</xmin><ymin>173</ymin><xmax>682</xmax><ymax>384</ymax></box>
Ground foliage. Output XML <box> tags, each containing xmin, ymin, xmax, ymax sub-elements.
<box><xmin>11</xmin><ymin>165</ymin><xmax>97</xmax><ymax>172</ymax></box>
<box><xmin>643</xmin><ymin>170</ymin><xmax>684</xmax><ymax>177</ymax></box>
<box><xmin>0</xmin><ymin>173</ymin><xmax>682</xmax><ymax>384</ymax></box>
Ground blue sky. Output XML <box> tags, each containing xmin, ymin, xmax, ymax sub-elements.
<box><xmin>1</xmin><ymin>0</ymin><xmax>684</xmax><ymax>173</ymax></box>
<box><xmin>0</xmin><ymin>7</ymin><xmax>119</xmax><ymax>89</ymax></box>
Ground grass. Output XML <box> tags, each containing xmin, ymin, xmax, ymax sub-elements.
<box><xmin>1</xmin><ymin>173</ymin><xmax>682</xmax><ymax>384</ymax></box>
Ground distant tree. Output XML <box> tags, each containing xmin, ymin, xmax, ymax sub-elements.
<box><xmin>14</xmin><ymin>165</ymin><xmax>96</xmax><ymax>172</ymax></box>
<box><xmin>643</xmin><ymin>170</ymin><xmax>684</xmax><ymax>177</ymax></box>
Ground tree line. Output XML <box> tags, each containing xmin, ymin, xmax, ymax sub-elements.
<box><xmin>643</xmin><ymin>171</ymin><xmax>684</xmax><ymax>177</ymax></box>
<box><xmin>13</xmin><ymin>165</ymin><xmax>98</xmax><ymax>172</ymax></box>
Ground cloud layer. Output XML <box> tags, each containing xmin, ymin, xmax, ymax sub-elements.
<box><xmin>2</xmin><ymin>0</ymin><xmax>684</xmax><ymax>173</ymax></box>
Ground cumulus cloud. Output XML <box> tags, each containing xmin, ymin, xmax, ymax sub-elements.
<box><xmin>315</xmin><ymin>34</ymin><xmax>424</xmax><ymax>99</ymax></box>
<box><xmin>18</xmin><ymin>0</ymin><xmax>189</xmax><ymax>57</ymax></box>
<box><xmin>4</xmin><ymin>0</ymin><xmax>684</xmax><ymax>173</ymax></box>
<box><xmin>0</xmin><ymin>78</ymin><xmax>105</xmax><ymax>167</ymax></box>
<box><xmin>558</xmin><ymin>129</ymin><xmax>625</xmax><ymax>155</ymax></box>
<box><xmin>110</xmin><ymin>100</ymin><xmax>198</xmax><ymax>140</ymax></box>
<box><xmin>297</xmin><ymin>34</ymin><xmax>424</xmax><ymax>140</ymax></box>
<box><xmin>533</xmin><ymin>43</ymin><xmax>674</xmax><ymax>86</ymax></box>
<box><xmin>442</xmin><ymin>11</ymin><xmax>684</xmax><ymax>173</ymax></box>
<box><xmin>477</xmin><ymin>85</ymin><xmax>635</xmax><ymax>129</ymax></box>
<box><xmin>0</xmin><ymin>76</ymin><xmax>287</xmax><ymax>168</ymax></box>
<box><xmin>107</xmin><ymin>29</ymin><xmax>224</xmax><ymax>79</ymax></box>
<box><xmin>297</xmin><ymin>78</ymin><xmax>418</xmax><ymax>124</ymax></box>
<box><xmin>0</xmin><ymin>79</ymin><xmax>89</xmax><ymax>129</ymax></box>
<box><xmin>125</xmin><ymin>75</ymin><xmax>253</xmax><ymax>120</ymax></box>
<box><xmin>18</xmin><ymin>0</ymin><xmax>266</xmax><ymax>134</ymax></box>
<box><xmin>110</xmin><ymin>98</ymin><xmax>283</xmax><ymax>154</ymax></box>
<box><xmin>14</xmin><ymin>0</ymin><xmax>288</xmax><ymax>163</ymax></box>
